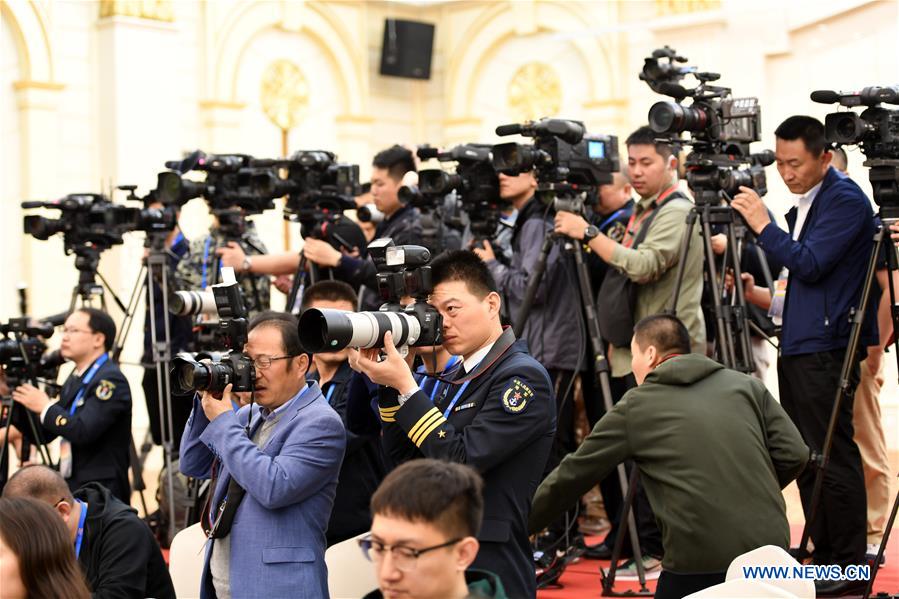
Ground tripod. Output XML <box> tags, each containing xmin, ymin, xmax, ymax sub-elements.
<box><xmin>668</xmin><ymin>196</ymin><xmax>764</xmax><ymax>373</ymax></box>
<box><xmin>513</xmin><ymin>200</ymin><xmax>652</xmax><ymax>594</ymax></box>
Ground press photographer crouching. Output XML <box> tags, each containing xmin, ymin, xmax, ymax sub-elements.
<box><xmin>530</xmin><ymin>314</ymin><xmax>809</xmax><ymax>599</ymax></box>
<box><xmin>3</xmin><ymin>464</ymin><xmax>175</xmax><ymax>599</ymax></box>
<box><xmin>341</xmin><ymin>249</ymin><xmax>556</xmax><ymax>598</ymax></box>
<box><xmin>10</xmin><ymin>308</ymin><xmax>132</xmax><ymax>504</ymax></box>
<box><xmin>179</xmin><ymin>309</ymin><xmax>346</xmax><ymax>599</ymax></box>
<box><xmin>300</xmin><ymin>281</ymin><xmax>388</xmax><ymax>546</ymax></box>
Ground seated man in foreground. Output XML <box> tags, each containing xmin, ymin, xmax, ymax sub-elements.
<box><xmin>361</xmin><ymin>458</ymin><xmax>506</xmax><ymax>599</ymax></box>
<box><xmin>3</xmin><ymin>464</ymin><xmax>175</xmax><ymax>599</ymax></box>
<box><xmin>529</xmin><ymin>314</ymin><xmax>810</xmax><ymax>599</ymax></box>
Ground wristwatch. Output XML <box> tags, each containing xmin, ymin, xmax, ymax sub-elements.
<box><xmin>241</xmin><ymin>256</ymin><xmax>252</xmax><ymax>273</ymax></box>
<box><xmin>583</xmin><ymin>224</ymin><xmax>600</xmax><ymax>242</ymax></box>
<box><xmin>397</xmin><ymin>385</ymin><xmax>420</xmax><ymax>406</ymax></box>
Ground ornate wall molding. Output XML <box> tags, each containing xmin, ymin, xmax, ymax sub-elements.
<box><xmin>98</xmin><ymin>0</ymin><xmax>175</xmax><ymax>22</ymax></box>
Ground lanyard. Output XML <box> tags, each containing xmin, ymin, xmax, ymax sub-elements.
<box><xmin>597</xmin><ymin>207</ymin><xmax>629</xmax><ymax>232</ymax></box>
<box><xmin>441</xmin><ymin>380</ymin><xmax>471</xmax><ymax>419</ymax></box>
<box><xmin>69</xmin><ymin>354</ymin><xmax>109</xmax><ymax>416</ymax></box>
<box><xmin>172</xmin><ymin>231</ymin><xmax>185</xmax><ymax>249</ymax></box>
<box><xmin>201</xmin><ymin>236</ymin><xmax>213</xmax><ymax>289</ymax></box>
<box><xmin>74</xmin><ymin>499</ymin><xmax>88</xmax><ymax>558</ymax></box>
<box><xmin>622</xmin><ymin>185</ymin><xmax>679</xmax><ymax>249</ymax></box>
<box><xmin>417</xmin><ymin>355</ymin><xmax>460</xmax><ymax>404</ymax></box>
<box><xmin>325</xmin><ymin>384</ymin><xmax>336</xmax><ymax>403</ymax></box>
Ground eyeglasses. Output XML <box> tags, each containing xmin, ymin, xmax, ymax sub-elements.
<box><xmin>62</xmin><ymin>328</ymin><xmax>93</xmax><ymax>336</ymax></box>
<box><xmin>358</xmin><ymin>536</ymin><xmax>462</xmax><ymax>572</ymax></box>
<box><xmin>250</xmin><ymin>355</ymin><xmax>295</xmax><ymax>370</ymax></box>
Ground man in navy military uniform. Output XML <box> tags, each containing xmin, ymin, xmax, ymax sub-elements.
<box><xmin>11</xmin><ymin>308</ymin><xmax>132</xmax><ymax>503</ymax></box>
<box><xmin>349</xmin><ymin>250</ymin><xmax>556</xmax><ymax>598</ymax></box>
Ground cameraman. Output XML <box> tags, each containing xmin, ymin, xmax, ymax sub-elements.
<box><xmin>300</xmin><ymin>281</ymin><xmax>387</xmax><ymax>546</ymax></box>
<box><xmin>174</xmin><ymin>214</ymin><xmax>271</xmax><ymax>317</ymax></box>
<box><xmin>302</xmin><ymin>145</ymin><xmax>423</xmax><ymax>309</ymax></box>
<box><xmin>11</xmin><ymin>308</ymin><xmax>132</xmax><ymax>503</ymax></box>
<box><xmin>179</xmin><ymin>311</ymin><xmax>345</xmax><ymax>599</ymax></box>
<box><xmin>732</xmin><ymin>115</ymin><xmax>878</xmax><ymax>591</ymax></box>
<box><xmin>553</xmin><ymin>127</ymin><xmax>705</xmax><ymax>569</ymax></box>
<box><xmin>348</xmin><ymin>250</ymin><xmax>555</xmax><ymax>598</ymax></box>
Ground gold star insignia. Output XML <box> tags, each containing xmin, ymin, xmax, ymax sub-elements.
<box><xmin>438</xmin><ymin>430</ymin><xmax>446</xmax><ymax>439</ymax></box>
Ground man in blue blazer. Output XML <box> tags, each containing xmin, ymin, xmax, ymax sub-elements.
<box><xmin>733</xmin><ymin>115</ymin><xmax>878</xmax><ymax>596</ymax></box>
<box><xmin>181</xmin><ymin>311</ymin><xmax>346</xmax><ymax>599</ymax></box>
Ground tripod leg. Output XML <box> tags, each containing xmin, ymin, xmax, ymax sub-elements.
<box><xmin>863</xmin><ymin>479</ymin><xmax>899</xmax><ymax>599</ymax></box>
<box><xmin>667</xmin><ymin>211</ymin><xmax>697</xmax><ymax>315</ymax></box>
<box><xmin>797</xmin><ymin>228</ymin><xmax>884</xmax><ymax>558</ymax></box>
<box><xmin>699</xmin><ymin>214</ymin><xmax>736</xmax><ymax>369</ymax></box>
<box><xmin>724</xmin><ymin>225</ymin><xmax>756</xmax><ymax>373</ymax></box>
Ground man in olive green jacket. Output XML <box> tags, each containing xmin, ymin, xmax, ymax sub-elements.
<box><xmin>530</xmin><ymin>314</ymin><xmax>809</xmax><ymax>599</ymax></box>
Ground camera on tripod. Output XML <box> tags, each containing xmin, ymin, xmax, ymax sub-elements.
<box><xmin>401</xmin><ymin>144</ymin><xmax>506</xmax><ymax>239</ymax></box>
<box><xmin>298</xmin><ymin>238</ymin><xmax>443</xmax><ymax>353</ymax></box>
<box><xmin>640</xmin><ymin>46</ymin><xmax>774</xmax><ymax>204</ymax></box>
<box><xmin>171</xmin><ymin>270</ymin><xmax>255</xmax><ymax>394</ymax></box>
<box><xmin>0</xmin><ymin>318</ymin><xmax>64</xmax><ymax>389</ymax></box>
<box><xmin>812</xmin><ymin>85</ymin><xmax>899</xmax><ymax>218</ymax></box>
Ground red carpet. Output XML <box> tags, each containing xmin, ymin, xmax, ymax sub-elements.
<box><xmin>538</xmin><ymin>527</ymin><xmax>898</xmax><ymax>598</ymax></box>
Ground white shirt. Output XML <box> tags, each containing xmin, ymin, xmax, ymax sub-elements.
<box><xmin>792</xmin><ymin>180</ymin><xmax>823</xmax><ymax>241</ymax></box>
<box><xmin>462</xmin><ymin>339</ymin><xmax>496</xmax><ymax>373</ymax></box>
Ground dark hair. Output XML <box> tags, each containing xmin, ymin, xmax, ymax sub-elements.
<box><xmin>248</xmin><ymin>311</ymin><xmax>311</xmax><ymax>367</ymax></box>
<box><xmin>372</xmin><ymin>145</ymin><xmax>416</xmax><ymax>182</ymax></box>
<box><xmin>2</xmin><ymin>464</ymin><xmax>73</xmax><ymax>505</ymax></box>
<box><xmin>371</xmin><ymin>459</ymin><xmax>484</xmax><ymax>538</ymax></box>
<box><xmin>430</xmin><ymin>250</ymin><xmax>498</xmax><ymax>299</ymax></box>
<box><xmin>626</xmin><ymin>126</ymin><xmax>674</xmax><ymax>159</ymax></box>
<box><xmin>774</xmin><ymin>115</ymin><xmax>827</xmax><ymax>156</ymax></box>
<box><xmin>0</xmin><ymin>497</ymin><xmax>91</xmax><ymax>599</ymax></box>
<box><xmin>300</xmin><ymin>281</ymin><xmax>358</xmax><ymax>312</ymax></box>
<box><xmin>633</xmin><ymin>314</ymin><xmax>692</xmax><ymax>355</ymax></box>
<box><xmin>76</xmin><ymin>308</ymin><xmax>116</xmax><ymax>352</ymax></box>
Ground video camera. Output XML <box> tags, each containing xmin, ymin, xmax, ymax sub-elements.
<box><xmin>171</xmin><ymin>269</ymin><xmax>255</xmax><ymax>394</ymax></box>
<box><xmin>493</xmin><ymin>118</ymin><xmax>619</xmax><ymax>213</ymax></box>
<box><xmin>401</xmin><ymin>144</ymin><xmax>506</xmax><ymax>239</ymax></box>
<box><xmin>298</xmin><ymin>238</ymin><xmax>443</xmax><ymax>353</ymax></box>
<box><xmin>812</xmin><ymin>86</ymin><xmax>899</xmax><ymax>217</ymax></box>
<box><xmin>640</xmin><ymin>46</ymin><xmax>774</xmax><ymax>205</ymax></box>
<box><xmin>0</xmin><ymin>318</ymin><xmax>64</xmax><ymax>389</ymax></box>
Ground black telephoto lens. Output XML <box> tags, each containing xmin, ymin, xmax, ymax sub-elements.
<box><xmin>173</xmin><ymin>357</ymin><xmax>211</xmax><ymax>392</ymax></box>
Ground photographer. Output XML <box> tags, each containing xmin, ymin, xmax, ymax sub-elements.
<box><xmin>11</xmin><ymin>308</ymin><xmax>132</xmax><ymax>504</ymax></box>
<box><xmin>174</xmin><ymin>214</ymin><xmax>271</xmax><ymax>317</ymax></box>
<box><xmin>349</xmin><ymin>250</ymin><xmax>555</xmax><ymax>599</ymax></box>
<box><xmin>179</xmin><ymin>310</ymin><xmax>345</xmax><ymax>599</ymax></box>
<box><xmin>732</xmin><ymin>115</ymin><xmax>878</xmax><ymax>592</ymax></box>
<box><xmin>553</xmin><ymin>127</ymin><xmax>706</xmax><ymax>569</ymax></box>
<box><xmin>530</xmin><ymin>314</ymin><xmax>809</xmax><ymax>599</ymax></box>
<box><xmin>300</xmin><ymin>281</ymin><xmax>387</xmax><ymax>546</ymax></box>
<box><xmin>303</xmin><ymin>145</ymin><xmax>423</xmax><ymax>309</ymax></box>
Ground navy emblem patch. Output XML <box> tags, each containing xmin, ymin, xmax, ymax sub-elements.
<box><xmin>501</xmin><ymin>378</ymin><xmax>534</xmax><ymax>414</ymax></box>
<box><xmin>95</xmin><ymin>380</ymin><xmax>116</xmax><ymax>401</ymax></box>
<box><xmin>606</xmin><ymin>221</ymin><xmax>627</xmax><ymax>243</ymax></box>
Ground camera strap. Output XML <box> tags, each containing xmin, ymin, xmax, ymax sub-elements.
<box><xmin>434</xmin><ymin>327</ymin><xmax>517</xmax><ymax>388</ymax></box>
<box><xmin>68</xmin><ymin>353</ymin><xmax>109</xmax><ymax>415</ymax></box>
<box><xmin>622</xmin><ymin>184</ymin><xmax>681</xmax><ymax>249</ymax></box>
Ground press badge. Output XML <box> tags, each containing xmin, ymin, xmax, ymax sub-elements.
<box><xmin>767</xmin><ymin>268</ymin><xmax>789</xmax><ymax>326</ymax></box>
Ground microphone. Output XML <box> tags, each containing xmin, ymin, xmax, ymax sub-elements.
<box><xmin>495</xmin><ymin>123</ymin><xmax>523</xmax><ymax>137</ymax></box>
<box><xmin>657</xmin><ymin>82</ymin><xmax>689</xmax><ymax>101</ymax></box>
<box><xmin>20</xmin><ymin>201</ymin><xmax>47</xmax><ymax>209</ymax></box>
<box><xmin>810</xmin><ymin>89</ymin><xmax>840</xmax><ymax>104</ymax></box>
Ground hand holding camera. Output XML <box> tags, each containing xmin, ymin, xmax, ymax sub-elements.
<box><xmin>201</xmin><ymin>383</ymin><xmax>235</xmax><ymax>421</ymax></box>
<box><xmin>347</xmin><ymin>332</ymin><xmax>417</xmax><ymax>393</ymax></box>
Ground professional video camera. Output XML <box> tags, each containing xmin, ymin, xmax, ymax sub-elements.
<box><xmin>493</xmin><ymin>118</ymin><xmax>619</xmax><ymax>213</ymax></box>
<box><xmin>171</xmin><ymin>270</ymin><xmax>255</xmax><ymax>394</ymax></box>
<box><xmin>812</xmin><ymin>86</ymin><xmax>899</xmax><ymax>218</ymax></box>
<box><xmin>640</xmin><ymin>46</ymin><xmax>774</xmax><ymax>205</ymax></box>
<box><xmin>400</xmin><ymin>144</ymin><xmax>505</xmax><ymax>239</ymax></box>
<box><xmin>298</xmin><ymin>237</ymin><xmax>442</xmax><ymax>353</ymax></box>
<box><xmin>0</xmin><ymin>319</ymin><xmax>64</xmax><ymax>389</ymax></box>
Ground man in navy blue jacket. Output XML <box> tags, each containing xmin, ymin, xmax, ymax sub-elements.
<box><xmin>733</xmin><ymin>115</ymin><xmax>878</xmax><ymax>596</ymax></box>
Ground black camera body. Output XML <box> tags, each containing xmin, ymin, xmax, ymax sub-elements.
<box><xmin>493</xmin><ymin>119</ymin><xmax>619</xmax><ymax>189</ymax></box>
<box><xmin>812</xmin><ymin>86</ymin><xmax>899</xmax><ymax>216</ymax></box>
<box><xmin>0</xmin><ymin>318</ymin><xmax>64</xmax><ymax>389</ymax></box>
<box><xmin>640</xmin><ymin>46</ymin><xmax>772</xmax><ymax>205</ymax></box>
<box><xmin>172</xmin><ymin>274</ymin><xmax>255</xmax><ymax>394</ymax></box>
<box><xmin>298</xmin><ymin>238</ymin><xmax>443</xmax><ymax>353</ymax></box>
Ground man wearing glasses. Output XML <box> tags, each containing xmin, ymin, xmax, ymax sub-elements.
<box><xmin>360</xmin><ymin>459</ymin><xmax>507</xmax><ymax>599</ymax></box>
<box><xmin>10</xmin><ymin>308</ymin><xmax>133</xmax><ymax>504</ymax></box>
<box><xmin>180</xmin><ymin>311</ymin><xmax>346</xmax><ymax>599</ymax></box>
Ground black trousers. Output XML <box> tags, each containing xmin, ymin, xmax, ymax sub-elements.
<box><xmin>778</xmin><ymin>350</ymin><xmax>866</xmax><ymax>567</ymax></box>
<box><xmin>655</xmin><ymin>571</ymin><xmax>726</xmax><ymax>599</ymax></box>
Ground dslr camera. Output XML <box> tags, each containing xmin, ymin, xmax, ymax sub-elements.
<box><xmin>640</xmin><ymin>46</ymin><xmax>774</xmax><ymax>205</ymax></box>
<box><xmin>171</xmin><ymin>270</ymin><xmax>255</xmax><ymax>394</ymax></box>
<box><xmin>812</xmin><ymin>86</ymin><xmax>899</xmax><ymax>218</ymax></box>
<box><xmin>298</xmin><ymin>238</ymin><xmax>442</xmax><ymax>353</ymax></box>
<box><xmin>493</xmin><ymin>118</ymin><xmax>619</xmax><ymax>213</ymax></box>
